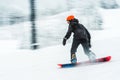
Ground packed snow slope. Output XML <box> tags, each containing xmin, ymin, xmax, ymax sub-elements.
<box><xmin>0</xmin><ymin>9</ymin><xmax>120</xmax><ymax>80</ymax></box>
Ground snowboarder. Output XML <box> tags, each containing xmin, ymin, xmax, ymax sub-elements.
<box><xmin>62</xmin><ymin>15</ymin><xmax>96</xmax><ymax>63</ymax></box>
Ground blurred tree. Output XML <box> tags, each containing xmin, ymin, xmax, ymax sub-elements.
<box><xmin>100</xmin><ymin>0</ymin><xmax>119</xmax><ymax>9</ymax></box>
<box><xmin>30</xmin><ymin>0</ymin><xmax>39</xmax><ymax>49</ymax></box>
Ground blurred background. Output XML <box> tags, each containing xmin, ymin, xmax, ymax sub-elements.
<box><xmin>0</xmin><ymin>0</ymin><xmax>120</xmax><ymax>49</ymax></box>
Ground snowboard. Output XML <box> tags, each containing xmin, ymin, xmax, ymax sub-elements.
<box><xmin>58</xmin><ymin>56</ymin><xmax>111</xmax><ymax>68</ymax></box>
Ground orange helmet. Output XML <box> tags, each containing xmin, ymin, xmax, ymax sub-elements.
<box><xmin>66</xmin><ymin>15</ymin><xmax>74</xmax><ymax>21</ymax></box>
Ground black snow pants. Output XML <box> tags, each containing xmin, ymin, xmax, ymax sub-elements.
<box><xmin>70</xmin><ymin>38</ymin><xmax>92</xmax><ymax>59</ymax></box>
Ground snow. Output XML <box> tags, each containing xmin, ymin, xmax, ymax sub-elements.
<box><xmin>0</xmin><ymin>9</ymin><xmax>120</xmax><ymax>80</ymax></box>
<box><xmin>91</xmin><ymin>9</ymin><xmax>120</xmax><ymax>41</ymax></box>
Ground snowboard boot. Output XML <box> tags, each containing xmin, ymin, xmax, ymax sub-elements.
<box><xmin>71</xmin><ymin>54</ymin><xmax>77</xmax><ymax>64</ymax></box>
<box><xmin>88</xmin><ymin>52</ymin><xmax>96</xmax><ymax>62</ymax></box>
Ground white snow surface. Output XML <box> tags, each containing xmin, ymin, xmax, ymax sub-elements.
<box><xmin>0</xmin><ymin>9</ymin><xmax>120</xmax><ymax>80</ymax></box>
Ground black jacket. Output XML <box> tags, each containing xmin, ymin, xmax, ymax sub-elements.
<box><xmin>64</xmin><ymin>19</ymin><xmax>91</xmax><ymax>43</ymax></box>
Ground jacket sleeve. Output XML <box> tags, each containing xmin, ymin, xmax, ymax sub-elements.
<box><xmin>85</xmin><ymin>28</ymin><xmax>91</xmax><ymax>40</ymax></box>
<box><xmin>81</xmin><ymin>24</ymin><xmax>91</xmax><ymax>42</ymax></box>
<box><xmin>64</xmin><ymin>25</ymin><xmax>73</xmax><ymax>39</ymax></box>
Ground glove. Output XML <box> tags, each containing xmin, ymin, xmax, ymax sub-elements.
<box><xmin>62</xmin><ymin>38</ymin><xmax>67</xmax><ymax>46</ymax></box>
